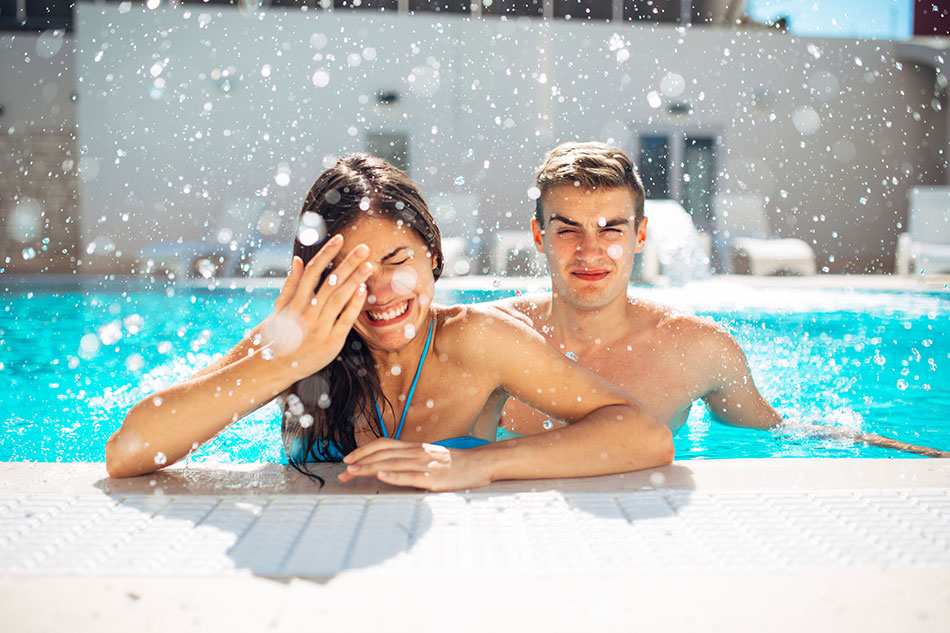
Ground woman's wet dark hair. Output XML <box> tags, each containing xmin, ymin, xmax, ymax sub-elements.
<box><xmin>282</xmin><ymin>153</ymin><xmax>443</xmax><ymax>482</ymax></box>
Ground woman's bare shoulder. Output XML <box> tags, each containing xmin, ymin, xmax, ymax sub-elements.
<box><xmin>433</xmin><ymin>302</ymin><xmax>544</xmax><ymax>353</ymax></box>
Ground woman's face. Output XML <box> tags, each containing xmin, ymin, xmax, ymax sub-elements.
<box><xmin>336</xmin><ymin>214</ymin><xmax>437</xmax><ymax>352</ymax></box>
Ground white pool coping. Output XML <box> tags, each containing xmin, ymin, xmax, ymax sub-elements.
<box><xmin>2</xmin><ymin>458</ymin><xmax>948</xmax><ymax>632</ymax></box>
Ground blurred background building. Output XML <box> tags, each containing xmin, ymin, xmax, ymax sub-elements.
<box><xmin>1</xmin><ymin>0</ymin><xmax>948</xmax><ymax>279</ymax></box>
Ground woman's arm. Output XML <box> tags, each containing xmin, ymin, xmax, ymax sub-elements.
<box><xmin>187</xmin><ymin>257</ymin><xmax>305</xmax><ymax>382</ymax></box>
<box><xmin>106</xmin><ymin>236</ymin><xmax>373</xmax><ymax>478</ymax></box>
<box><xmin>340</xmin><ymin>308</ymin><xmax>673</xmax><ymax>490</ymax></box>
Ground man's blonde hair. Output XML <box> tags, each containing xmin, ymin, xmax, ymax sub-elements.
<box><xmin>534</xmin><ymin>142</ymin><xmax>645</xmax><ymax>226</ymax></box>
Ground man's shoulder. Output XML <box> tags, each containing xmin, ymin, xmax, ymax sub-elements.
<box><xmin>636</xmin><ymin>299</ymin><xmax>734</xmax><ymax>348</ymax></box>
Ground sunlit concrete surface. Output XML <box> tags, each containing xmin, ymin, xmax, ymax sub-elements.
<box><xmin>1</xmin><ymin>459</ymin><xmax>948</xmax><ymax>632</ymax></box>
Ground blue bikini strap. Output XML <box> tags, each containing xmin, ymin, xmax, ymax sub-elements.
<box><xmin>374</xmin><ymin>318</ymin><xmax>434</xmax><ymax>441</ymax></box>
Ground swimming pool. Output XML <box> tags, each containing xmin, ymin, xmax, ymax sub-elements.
<box><xmin>2</xmin><ymin>277</ymin><xmax>948</xmax><ymax>462</ymax></box>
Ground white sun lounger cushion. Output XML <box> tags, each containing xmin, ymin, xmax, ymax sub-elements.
<box><xmin>730</xmin><ymin>237</ymin><xmax>817</xmax><ymax>276</ymax></box>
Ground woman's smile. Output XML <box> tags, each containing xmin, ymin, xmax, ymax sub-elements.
<box><xmin>363</xmin><ymin>298</ymin><xmax>412</xmax><ymax>325</ymax></box>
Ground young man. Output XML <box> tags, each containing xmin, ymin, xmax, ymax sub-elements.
<box><xmin>494</xmin><ymin>142</ymin><xmax>947</xmax><ymax>457</ymax></box>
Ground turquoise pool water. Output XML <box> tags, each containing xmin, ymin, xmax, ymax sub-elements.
<box><xmin>2</xmin><ymin>278</ymin><xmax>948</xmax><ymax>462</ymax></box>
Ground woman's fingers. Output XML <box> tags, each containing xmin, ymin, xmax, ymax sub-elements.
<box><xmin>289</xmin><ymin>234</ymin><xmax>344</xmax><ymax>312</ymax></box>
<box><xmin>314</xmin><ymin>260</ymin><xmax>373</xmax><ymax>328</ymax></box>
<box><xmin>330</xmin><ymin>277</ymin><xmax>369</xmax><ymax>337</ymax></box>
<box><xmin>273</xmin><ymin>256</ymin><xmax>303</xmax><ymax>312</ymax></box>
<box><xmin>376</xmin><ymin>471</ymin><xmax>433</xmax><ymax>490</ymax></box>
<box><xmin>310</xmin><ymin>243</ymin><xmax>371</xmax><ymax>314</ymax></box>
<box><xmin>346</xmin><ymin>447</ymin><xmax>446</xmax><ymax>469</ymax></box>
<box><xmin>342</xmin><ymin>438</ymin><xmax>417</xmax><ymax>464</ymax></box>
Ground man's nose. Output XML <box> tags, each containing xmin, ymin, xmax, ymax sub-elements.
<box><xmin>576</xmin><ymin>233</ymin><xmax>603</xmax><ymax>258</ymax></box>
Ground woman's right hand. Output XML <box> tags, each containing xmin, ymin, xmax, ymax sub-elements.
<box><xmin>262</xmin><ymin>234</ymin><xmax>373</xmax><ymax>379</ymax></box>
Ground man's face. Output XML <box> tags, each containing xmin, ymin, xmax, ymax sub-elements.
<box><xmin>532</xmin><ymin>184</ymin><xmax>646</xmax><ymax>312</ymax></box>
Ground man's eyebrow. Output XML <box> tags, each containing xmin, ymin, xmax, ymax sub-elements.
<box><xmin>549</xmin><ymin>215</ymin><xmax>630</xmax><ymax>228</ymax></box>
<box><xmin>548</xmin><ymin>215</ymin><xmax>582</xmax><ymax>227</ymax></box>
<box><xmin>380</xmin><ymin>246</ymin><xmax>409</xmax><ymax>261</ymax></box>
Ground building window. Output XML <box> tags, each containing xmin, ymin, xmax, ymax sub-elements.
<box><xmin>410</xmin><ymin>0</ymin><xmax>471</xmax><ymax>13</ymax></box>
<box><xmin>481</xmin><ymin>0</ymin><xmax>544</xmax><ymax>17</ymax></box>
<box><xmin>554</xmin><ymin>0</ymin><xmax>612</xmax><ymax>21</ymax></box>
<box><xmin>1</xmin><ymin>0</ymin><xmax>74</xmax><ymax>32</ymax></box>
<box><xmin>634</xmin><ymin>131</ymin><xmax>719</xmax><ymax>231</ymax></box>
<box><xmin>366</xmin><ymin>132</ymin><xmax>410</xmax><ymax>175</ymax></box>
<box><xmin>334</xmin><ymin>0</ymin><xmax>399</xmax><ymax>11</ymax></box>
<box><xmin>623</xmin><ymin>0</ymin><xmax>682</xmax><ymax>23</ymax></box>
<box><xmin>638</xmin><ymin>135</ymin><xmax>671</xmax><ymax>200</ymax></box>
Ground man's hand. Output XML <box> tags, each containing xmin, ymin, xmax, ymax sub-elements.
<box><xmin>339</xmin><ymin>439</ymin><xmax>494</xmax><ymax>491</ymax></box>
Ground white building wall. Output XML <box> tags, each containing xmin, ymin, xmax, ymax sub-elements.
<box><xmin>2</xmin><ymin>5</ymin><xmax>944</xmax><ymax>274</ymax></box>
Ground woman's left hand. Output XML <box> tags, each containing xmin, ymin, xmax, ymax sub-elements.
<box><xmin>339</xmin><ymin>439</ymin><xmax>493</xmax><ymax>491</ymax></box>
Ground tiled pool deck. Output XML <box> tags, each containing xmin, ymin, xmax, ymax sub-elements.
<box><xmin>2</xmin><ymin>459</ymin><xmax>948</xmax><ymax>631</ymax></box>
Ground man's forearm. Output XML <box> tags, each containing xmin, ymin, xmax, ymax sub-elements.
<box><xmin>475</xmin><ymin>405</ymin><xmax>674</xmax><ymax>482</ymax></box>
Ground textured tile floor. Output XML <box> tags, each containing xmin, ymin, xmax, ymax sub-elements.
<box><xmin>2</xmin><ymin>488</ymin><xmax>948</xmax><ymax>578</ymax></box>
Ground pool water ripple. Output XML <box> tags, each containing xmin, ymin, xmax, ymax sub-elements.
<box><xmin>2</xmin><ymin>281</ymin><xmax>948</xmax><ymax>462</ymax></box>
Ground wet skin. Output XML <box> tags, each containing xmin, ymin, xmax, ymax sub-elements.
<box><xmin>108</xmin><ymin>210</ymin><xmax>674</xmax><ymax>489</ymax></box>
<box><xmin>497</xmin><ymin>184</ymin><xmax>784</xmax><ymax>434</ymax></box>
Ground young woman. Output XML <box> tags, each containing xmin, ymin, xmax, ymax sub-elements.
<box><xmin>106</xmin><ymin>154</ymin><xmax>673</xmax><ymax>490</ymax></box>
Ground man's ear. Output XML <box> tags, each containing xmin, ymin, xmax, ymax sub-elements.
<box><xmin>530</xmin><ymin>217</ymin><xmax>545</xmax><ymax>253</ymax></box>
<box><xmin>634</xmin><ymin>217</ymin><xmax>648</xmax><ymax>253</ymax></box>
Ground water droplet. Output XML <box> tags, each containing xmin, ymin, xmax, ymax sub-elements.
<box><xmin>21</xmin><ymin>248</ymin><xmax>35</xmax><ymax>261</ymax></box>
<box><xmin>541</xmin><ymin>419</ymin><xmax>554</xmax><ymax>430</ymax></box>
<box><xmin>98</xmin><ymin>321</ymin><xmax>123</xmax><ymax>345</ymax></box>
<box><xmin>391</xmin><ymin>365</ymin><xmax>402</xmax><ymax>376</ymax></box>
<box><xmin>659</xmin><ymin>72</ymin><xmax>685</xmax><ymax>97</ymax></box>
<box><xmin>391</xmin><ymin>268</ymin><xmax>418</xmax><ymax>294</ymax></box>
<box><xmin>792</xmin><ymin>106</ymin><xmax>821</xmax><ymax>135</ymax></box>
<box><xmin>527</xmin><ymin>186</ymin><xmax>541</xmax><ymax>200</ymax></box>
<box><xmin>123</xmin><ymin>314</ymin><xmax>144</xmax><ymax>335</ymax></box>
<box><xmin>404</xmin><ymin>324</ymin><xmax>416</xmax><ymax>339</ymax></box>
<box><xmin>311</xmin><ymin>69</ymin><xmax>330</xmax><ymax>88</ymax></box>
<box><xmin>125</xmin><ymin>354</ymin><xmax>144</xmax><ymax>372</ymax></box>
<box><xmin>318</xmin><ymin>393</ymin><xmax>331</xmax><ymax>409</ymax></box>
<box><xmin>896</xmin><ymin>379</ymin><xmax>908</xmax><ymax>391</ymax></box>
<box><xmin>298</xmin><ymin>414</ymin><xmax>314</xmax><ymax>428</ymax></box>
<box><xmin>79</xmin><ymin>333</ymin><xmax>101</xmax><ymax>357</ymax></box>
<box><xmin>454</xmin><ymin>176</ymin><xmax>466</xmax><ymax>186</ymax></box>
<box><xmin>297</xmin><ymin>211</ymin><xmax>326</xmax><ymax>246</ymax></box>
<box><xmin>154</xmin><ymin>451</ymin><xmax>167</xmax><ymax>466</ymax></box>
<box><xmin>195</xmin><ymin>258</ymin><xmax>216</xmax><ymax>279</ymax></box>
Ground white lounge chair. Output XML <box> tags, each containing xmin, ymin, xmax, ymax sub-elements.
<box><xmin>896</xmin><ymin>187</ymin><xmax>950</xmax><ymax>275</ymax></box>
<box><xmin>640</xmin><ymin>199</ymin><xmax>711</xmax><ymax>284</ymax></box>
<box><xmin>713</xmin><ymin>194</ymin><xmax>817</xmax><ymax>276</ymax></box>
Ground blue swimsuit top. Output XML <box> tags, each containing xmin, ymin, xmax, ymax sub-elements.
<box><xmin>300</xmin><ymin>319</ymin><xmax>490</xmax><ymax>463</ymax></box>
